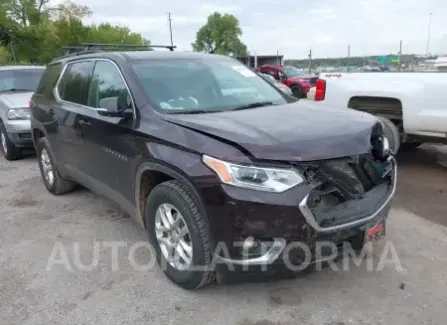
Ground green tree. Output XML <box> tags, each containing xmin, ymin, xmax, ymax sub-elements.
<box><xmin>0</xmin><ymin>0</ymin><xmax>149</xmax><ymax>64</ymax></box>
<box><xmin>85</xmin><ymin>23</ymin><xmax>149</xmax><ymax>45</ymax></box>
<box><xmin>53</xmin><ymin>0</ymin><xmax>92</xmax><ymax>20</ymax></box>
<box><xmin>1</xmin><ymin>0</ymin><xmax>52</xmax><ymax>26</ymax></box>
<box><xmin>192</xmin><ymin>12</ymin><xmax>247</xmax><ymax>56</ymax></box>
<box><xmin>0</xmin><ymin>46</ymin><xmax>10</xmax><ymax>64</ymax></box>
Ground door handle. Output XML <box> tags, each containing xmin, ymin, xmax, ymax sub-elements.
<box><xmin>48</xmin><ymin>108</ymin><xmax>55</xmax><ymax>115</ymax></box>
<box><xmin>79</xmin><ymin>119</ymin><xmax>91</xmax><ymax>126</ymax></box>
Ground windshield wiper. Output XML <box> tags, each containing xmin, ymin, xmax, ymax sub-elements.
<box><xmin>167</xmin><ymin>109</ymin><xmax>225</xmax><ymax>115</ymax></box>
<box><xmin>230</xmin><ymin>101</ymin><xmax>274</xmax><ymax>111</ymax></box>
<box><xmin>0</xmin><ymin>88</ymin><xmax>31</xmax><ymax>93</ymax></box>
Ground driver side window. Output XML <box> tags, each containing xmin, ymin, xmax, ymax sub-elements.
<box><xmin>87</xmin><ymin>61</ymin><xmax>131</xmax><ymax>109</ymax></box>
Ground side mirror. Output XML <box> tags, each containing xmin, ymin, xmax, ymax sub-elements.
<box><xmin>98</xmin><ymin>97</ymin><xmax>119</xmax><ymax>113</ymax></box>
<box><xmin>98</xmin><ymin>92</ymin><xmax>131</xmax><ymax>117</ymax></box>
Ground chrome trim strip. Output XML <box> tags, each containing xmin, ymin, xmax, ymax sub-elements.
<box><xmin>299</xmin><ymin>156</ymin><xmax>397</xmax><ymax>233</ymax></box>
<box><xmin>214</xmin><ymin>238</ymin><xmax>286</xmax><ymax>266</ymax></box>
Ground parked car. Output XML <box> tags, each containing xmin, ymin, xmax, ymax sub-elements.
<box><xmin>31</xmin><ymin>50</ymin><xmax>396</xmax><ymax>289</ymax></box>
<box><xmin>258</xmin><ymin>64</ymin><xmax>318</xmax><ymax>98</ymax></box>
<box><xmin>312</xmin><ymin>72</ymin><xmax>447</xmax><ymax>152</ymax></box>
<box><xmin>257</xmin><ymin>72</ymin><xmax>293</xmax><ymax>96</ymax></box>
<box><xmin>0</xmin><ymin>65</ymin><xmax>45</xmax><ymax>160</ymax></box>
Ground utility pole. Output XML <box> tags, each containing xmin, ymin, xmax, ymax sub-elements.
<box><xmin>347</xmin><ymin>44</ymin><xmax>351</xmax><ymax>72</ymax></box>
<box><xmin>167</xmin><ymin>12</ymin><xmax>174</xmax><ymax>47</ymax></box>
<box><xmin>426</xmin><ymin>12</ymin><xmax>433</xmax><ymax>69</ymax></box>
<box><xmin>308</xmin><ymin>48</ymin><xmax>312</xmax><ymax>74</ymax></box>
<box><xmin>398</xmin><ymin>40</ymin><xmax>402</xmax><ymax>72</ymax></box>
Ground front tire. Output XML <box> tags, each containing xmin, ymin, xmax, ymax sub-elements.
<box><xmin>36</xmin><ymin>137</ymin><xmax>76</xmax><ymax>195</ymax></box>
<box><xmin>146</xmin><ymin>180</ymin><xmax>215</xmax><ymax>290</ymax></box>
<box><xmin>376</xmin><ymin>116</ymin><xmax>400</xmax><ymax>154</ymax></box>
<box><xmin>0</xmin><ymin>122</ymin><xmax>22</xmax><ymax>161</ymax></box>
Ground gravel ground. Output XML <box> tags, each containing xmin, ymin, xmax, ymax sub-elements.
<box><xmin>1</xmin><ymin>145</ymin><xmax>446</xmax><ymax>325</ymax></box>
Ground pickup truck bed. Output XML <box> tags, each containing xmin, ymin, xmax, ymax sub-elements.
<box><xmin>313</xmin><ymin>72</ymin><xmax>447</xmax><ymax>149</ymax></box>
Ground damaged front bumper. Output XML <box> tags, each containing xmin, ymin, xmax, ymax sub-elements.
<box><xmin>203</xmin><ymin>156</ymin><xmax>396</xmax><ymax>273</ymax></box>
<box><xmin>299</xmin><ymin>156</ymin><xmax>397</xmax><ymax>233</ymax></box>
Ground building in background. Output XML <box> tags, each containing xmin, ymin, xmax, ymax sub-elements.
<box><xmin>234</xmin><ymin>54</ymin><xmax>284</xmax><ymax>68</ymax></box>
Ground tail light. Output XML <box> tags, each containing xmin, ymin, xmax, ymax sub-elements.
<box><xmin>29</xmin><ymin>99</ymin><xmax>32</xmax><ymax>108</ymax></box>
<box><xmin>314</xmin><ymin>79</ymin><xmax>326</xmax><ymax>101</ymax></box>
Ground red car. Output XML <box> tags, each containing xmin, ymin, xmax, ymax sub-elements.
<box><xmin>258</xmin><ymin>65</ymin><xmax>318</xmax><ymax>98</ymax></box>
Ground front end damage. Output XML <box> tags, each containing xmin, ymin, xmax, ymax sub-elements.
<box><xmin>298</xmin><ymin>152</ymin><xmax>395</xmax><ymax>232</ymax></box>
<box><xmin>210</xmin><ymin>122</ymin><xmax>396</xmax><ymax>283</ymax></box>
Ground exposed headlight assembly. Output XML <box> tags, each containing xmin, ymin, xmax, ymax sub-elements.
<box><xmin>7</xmin><ymin>107</ymin><xmax>30</xmax><ymax>120</ymax></box>
<box><xmin>202</xmin><ymin>155</ymin><xmax>304</xmax><ymax>193</ymax></box>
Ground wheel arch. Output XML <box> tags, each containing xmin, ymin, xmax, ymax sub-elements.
<box><xmin>32</xmin><ymin>128</ymin><xmax>45</xmax><ymax>144</ymax></box>
<box><xmin>347</xmin><ymin>96</ymin><xmax>403</xmax><ymax>123</ymax></box>
<box><xmin>134</xmin><ymin>161</ymin><xmax>210</xmax><ymax>231</ymax></box>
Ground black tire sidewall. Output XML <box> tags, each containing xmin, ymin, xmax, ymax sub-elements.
<box><xmin>36</xmin><ymin>137</ymin><xmax>58</xmax><ymax>193</ymax></box>
<box><xmin>0</xmin><ymin>122</ymin><xmax>21</xmax><ymax>160</ymax></box>
<box><xmin>145</xmin><ymin>182</ymin><xmax>210</xmax><ymax>289</ymax></box>
<box><xmin>291</xmin><ymin>85</ymin><xmax>303</xmax><ymax>98</ymax></box>
<box><xmin>377</xmin><ymin>116</ymin><xmax>400</xmax><ymax>154</ymax></box>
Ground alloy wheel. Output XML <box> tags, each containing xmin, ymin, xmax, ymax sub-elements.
<box><xmin>40</xmin><ymin>148</ymin><xmax>54</xmax><ymax>186</ymax></box>
<box><xmin>155</xmin><ymin>203</ymin><xmax>193</xmax><ymax>271</ymax></box>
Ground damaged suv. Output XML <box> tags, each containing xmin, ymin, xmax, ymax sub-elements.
<box><xmin>30</xmin><ymin>50</ymin><xmax>396</xmax><ymax>289</ymax></box>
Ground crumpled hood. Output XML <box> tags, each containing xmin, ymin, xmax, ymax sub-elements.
<box><xmin>162</xmin><ymin>101</ymin><xmax>380</xmax><ymax>161</ymax></box>
<box><xmin>1</xmin><ymin>92</ymin><xmax>34</xmax><ymax>108</ymax></box>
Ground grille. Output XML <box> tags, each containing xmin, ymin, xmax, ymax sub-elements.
<box><xmin>300</xmin><ymin>153</ymin><xmax>389</xmax><ymax>201</ymax></box>
<box><xmin>299</xmin><ymin>154</ymin><xmax>393</xmax><ymax>227</ymax></box>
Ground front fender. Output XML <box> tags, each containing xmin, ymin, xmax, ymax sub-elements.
<box><xmin>133</xmin><ymin>146</ymin><xmax>215</xmax><ymax>236</ymax></box>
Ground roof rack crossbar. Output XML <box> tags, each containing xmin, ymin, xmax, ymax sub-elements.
<box><xmin>55</xmin><ymin>42</ymin><xmax>177</xmax><ymax>60</ymax></box>
<box><xmin>79</xmin><ymin>43</ymin><xmax>176</xmax><ymax>51</ymax></box>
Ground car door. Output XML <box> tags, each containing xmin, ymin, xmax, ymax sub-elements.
<box><xmin>77</xmin><ymin>59</ymin><xmax>137</xmax><ymax>210</ymax></box>
<box><xmin>54</xmin><ymin>60</ymin><xmax>95</xmax><ymax>176</ymax></box>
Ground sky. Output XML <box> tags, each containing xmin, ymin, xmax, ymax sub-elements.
<box><xmin>52</xmin><ymin>0</ymin><xmax>447</xmax><ymax>59</ymax></box>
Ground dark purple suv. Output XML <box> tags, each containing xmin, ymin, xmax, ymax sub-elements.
<box><xmin>30</xmin><ymin>49</ymin><xmax>396</xmax><ymax>289</ymax></box>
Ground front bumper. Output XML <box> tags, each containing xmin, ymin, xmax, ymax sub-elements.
<box><xmin>198</xmin><ymin>157</ymin><xmax>396</xmax><ymax>271</ymax></box>
<box><xmin>4</xmin><ymin>120</ymin><xmax>33</xmax><ymax>147</ymax></box>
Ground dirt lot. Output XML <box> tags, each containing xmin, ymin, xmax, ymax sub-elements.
<box><xmin>1</xmin><ymin>145</ymin><xmax>446</xmax><ymax>325</ymax></box>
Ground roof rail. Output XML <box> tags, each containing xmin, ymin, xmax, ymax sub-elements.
<box><xmin>55</xmin><ymin>42</ymin><xmax>176</xmax><ymax>60</ymax></box>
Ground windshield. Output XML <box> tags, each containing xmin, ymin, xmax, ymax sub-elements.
<box><xmin>0</xmin><ymin>69</ymin><xmax>44</xmax><ymax>93</ymax></box>
<box><xmin>282</xmin><ymin>66</ymin><xmax>305</xmax><ymax>78</ymax></box>
<box><xmin>132</xmin><ymin>58</ymin><xmax>287</xmax><ymax>113</ymax></box>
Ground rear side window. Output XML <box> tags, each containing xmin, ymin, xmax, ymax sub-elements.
<box><xmin>58</xmin><ymin>61</ymin><xmax>94</xmax><ymax>105</ymax></box>
<box><xmin>35</xmin><ymin>64</ymin><xmax>62</xmax><ymax>99</ymax></box>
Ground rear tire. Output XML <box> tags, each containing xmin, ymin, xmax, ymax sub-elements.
<box><xmin>376</xmin><ymin>116</ymin><xmax>400</xmax><ymax>154</ymax></box>
<box><xmin>36</xmin><ymin>137</ymin><xmax>76</xmax><ymax>195</ymax></box>
<box><xmin>0</xmin><ymin>122</ymin><xmax>23</xmax><ymax>161</ymax></box>
<box><xmin>290</xmin><ymin>84</ymin><xmax>303</xmax><ymax>98</ymax></box>
<box><xmin>145</xmin><ymin>180</ymin><xmax>215</xmax><ymax>290</ymax></box>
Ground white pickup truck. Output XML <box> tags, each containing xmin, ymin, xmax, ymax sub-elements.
<box><xmin>311</xmin><ymin>72</ymin><xmax>447</xmax><ymax>153</ymax></box>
